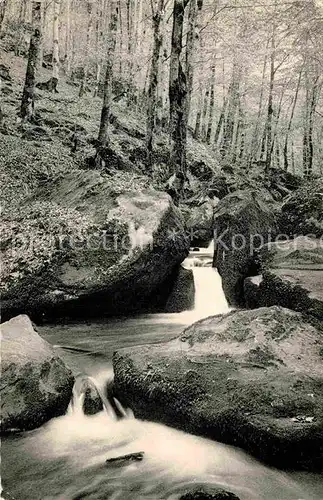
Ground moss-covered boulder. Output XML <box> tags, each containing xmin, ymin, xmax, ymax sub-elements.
<box><xmin>244</xmin><ymin>236</ymin><xmax>323</xmax><ymax>320</ymax></box>
<box><xmin>279</xmin><ymin>178</ymin><xmax>323</xmax><ymax>237</ymax></box>
<box><xmin>181</xmin><ymin>198</ymin><xmax>218</xmax><ymax>247</ymax></box>
<box><xmin>1</xmin><ymin>170</ymin><xmax>189</xmax><ymax>321</ymax></box>
<box><xmin>113</xmin><ymin>306</ymin><xmax>323</xmax><ymax>471</ymax></box>
<box><xmin>1</xmin><ymin>315</ymin><xmax>74</xmax><ymax>432</ymax></box>
<box><xmin>213</xmin><ymin>189</ymin><xmax>277</xmax><ymax>305</ymax></box>
<box><xmin>164</xmin><ymin>266</ymin><xmax>195</xmax><ymax>313</ymax></box>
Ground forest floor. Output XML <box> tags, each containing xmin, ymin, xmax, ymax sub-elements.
<box><xmin>0</xmin><ymin>52</ymin><xmax>220</xmax><ymax>216</ymax></box>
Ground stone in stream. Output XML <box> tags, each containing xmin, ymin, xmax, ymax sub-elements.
<box><xmin>212</xmin><ymin>189</ymin><xmax>278</xmax><ymax>306</ymax></box>
<box><xmin>164</xmin><ymin>266</ymin><xmax>195</xmax><ymax>313</ymax></box>
<box><xmin>0</xmin><ymin>315</ymin><xmax>74</xmax><ymax>433</ymax></box>
<box><xmin>82</xmin><ymin>380</ymin><xmax>104</xmax><ymax>416</ymax></box>
<box><xmin>180</xmin><ymin>486</ymin><xmax>240</xmax><ymax>500</ymax></box>
<box><xmin>113</xmin><ymin>306</ymin><xmax>323</xmax><ymax>471</ymax></box>
<box><xmin>105</xmin><ymin>451</ymin><xmax>144</xmax><ymax>466</ymax></box>
<box><xmin>1</xmin><ymin>170</ymin><xmax>189</xmax><ymax>321</ymax></box>
<box><xmin>244</xmin><ymin>236</ymin><xmax>323</xmax><ymax>321</ymax></box>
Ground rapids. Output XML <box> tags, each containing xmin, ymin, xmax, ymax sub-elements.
<box><xmin>1</xmin><ymin>246</ymin><xmax>322</xmax><ymax>499</ymax></box>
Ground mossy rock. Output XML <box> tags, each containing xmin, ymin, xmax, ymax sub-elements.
<box><xmin>113</xmin><ymin>306</ymin><xmax>323</xmax><ymax>471</ymax></box>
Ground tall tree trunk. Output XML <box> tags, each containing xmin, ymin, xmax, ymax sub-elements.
<box><xmin>206</xmin><ymin>62</ymin><xmax>216</xmax><ymax>144</ymax></box>
<box><xmin>201</xmin><ymin>87</ymin><xmax>209</xmax><ymax>140</ymax></box>
<box><xmin>269</xmin><ymin>79</ymin><xmax>288</xmax><ymax>164</ymax></box>
<box><xmin>94</xmin><ymin>0</ymin><xmax>104</xmax><ymax>97</ymax></box>
<box><xmin>169</xmin><ymin>0</ymin><xmax>189</xmax><ymax>201</ymax></box>
<box><xmin>214</xmin><ymin>96</ymin><xmax>227</xmax><ymax>146</ymax></box>
<box><xmin>126</xmin><ymin>0</ymin><xmax>135</xmax><ymax>105</ymax></box>
<box><xmin>146</xmin><ymin>0</ymin><xmax>165</xmax><ymax>167</ymax></box>
<box><xmin>185</xmin><ymin>0</ymin><xmax>203</xmax><ymax>124</ymax></box>
<box><xmin>64</xmin><ymin>0</ymin><xmax>71</xmax><ymax>74</ymax></box>
<box><xmin>283</xmin><ymin>69</ymin><xmax>302</xmax><ymax>171</ymax></box>
<box><xmin>0</xmin><ymin>0</ymin><xmax>8</xmax><ymax>32</ymax></box>
<box><xmin>194</xmin><ymin>83</ymin><xmax>203</xmax><ymax>139</ymax></box>
<box><xmin>79</xmin><ymin>1</ymin><xmax>93</xmax><ymax>97</ymax></box>
<box><xmin>96</xmin><ymin>0</ymin><xmax>118</xmax><ymax>162</ymax></box>
<box><xmin>265</xmin><ymin>18</ymin><xmax>276</xmax><ymax>172</ymax></box>
<box><xmin>118</xmin><ymin>0</ymin><xmax>123</xmax><ymax>76</ymax></box>
<box><xmin>304</xmin><ymin>75</ymin><xmax>321</xmax><ymax>177</ymax></box>
<box><xmin>221</xmin><ymin>62</ymin><xmax>240</xmax><ymax>158</ymax></box>
<box><xmin>20</xmin><ymin>1</ymin><xmax>42</xmax><ymax>122</ymax></box>
<box><xmin>248</xmin><ymin>43</ymin><xmax>268</xmax><ymax>167</ymax></box>
<box><xmin>52</xmin><ymin>0</ymin><xmax>60</xmax><ymax>91</ymax></box>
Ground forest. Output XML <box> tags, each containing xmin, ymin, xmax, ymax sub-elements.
<box><xmin>1</xmin><ymin>0</ymin><xmax>322</xmax><ymax>194</ymax></box>
<box><xmin>1</xmin><ymin>2</ymin><xmax>323</xmax><ymax>499</ymax></box>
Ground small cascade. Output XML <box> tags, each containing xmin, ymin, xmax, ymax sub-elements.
<box><xmin>181</xmin><ymin>241</ymin><xmax>229</xmax><ymax>321</ymax></box>
<box><xmin>67</xmin><ymin>374</ymin><xmax>133</xmax><ymax>421</ymax></box>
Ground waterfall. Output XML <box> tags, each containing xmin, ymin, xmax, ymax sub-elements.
<box><xmin>191</xmin><ymin>267</ymin><xmax>229</xmax><ymax>319</ymax></box>
<box><xmin>181</xmin><ymin>241</ymin><xmax>229</xmax><ymax>322</ymax></box>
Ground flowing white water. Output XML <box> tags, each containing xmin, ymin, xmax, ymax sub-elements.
<box><xmin>180</xmin><ymin>241</ymin><xmax>230</xmax><ymax>322</ymax></box>
<box><xmin>2</xmin><ymin>244</ymin><xmax>323</xmax><ymax>499</ymax></box>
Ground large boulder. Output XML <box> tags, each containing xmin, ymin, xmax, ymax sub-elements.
<box><xmin>1</xmin><ymin>170</ymin><xmax>189</xmax><ymax>321</ymax></box>
<box><xmin>213</xmin><ymin>189</ymin><xmax>277</xmax><ymax>305</ymax></box>
<box><xmin>164</xmin><ymin>266</ymin><xmax>195</xmax><ymax>313</ymax></box>
<box><xmin>278</xmin><ymin>178</ymin><xmax>323</xmax><ymax>238</ymax></box>
<box><xmin>181</xmin><ymin>198</ymin><xmax>218</xmax><ymax>247</ymax></box>
<box><xmin>244</xmin><ymin>236</ymin><xmax>323</xmax><ymax>320</ymax></box>
<box><xmin>113</xmin><ymin>306</ymin><xmax>323</xmax><ymax>471</ymax></box>
<box><xmin>1</xmin><ymin>315</ymin><xmax>74</xmax><ymax>432</ymax></box>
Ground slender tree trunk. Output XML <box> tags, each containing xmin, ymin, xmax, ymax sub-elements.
<box><xmin>221</xmin><ymin>62</ymin><xmax>240</xmax><ymax>158</ymax></box>
<box><xmin>185</xmin><ymin>0</ymin><xmax>203</xmax><ymax>124</ymax></box>
<box><xmin>118</xmin><ymin>0</ymin><xmax>123</xmax><ymax>76</ymax></box>
<box><xmin>52</xmin><ymin>0</ymin><xmax>60</xmax><ymax>91</ymax></box>
<box><xmin>194</xmin><ymin>83</ymin><xmax>203</xmax><ymax>139</ymax></box>
<box><xmin>201</xmin><ymin>88</ymin><xmax>209</xmax><ymax>140</ymax></box>
<box><xmin>269</xmin><ymin>79</ymin><xmax>288</xmax><ymax>164</ymax></box>
<box><xmin>20</xmin><ymin>2</ymin><xmax>42</xmax><ymax>122</ymax></box>
<box><xmin>248</xmin><ymin>44</ymin><xmax>268</xmax><ymax>167</ymax></box>
<box><xmin>64</xmin><ymin>0</ymin><xmax>70</xmax><ymax>74</ymax></box>
<box><xmin>265</xmin><ymin>19</ymin><xmax>276</xmax><ymax>172</ymax></box>
<box><xmin>146</xmin><ymin>0</ymin><xmax>165</xmax><ymax>167</ymax></box>
<box><xmin>15</xmin><ymin>0</ymin><xmax>29</xmax><ymax>56</ymax></box>
<box><xmin>126</xmin><ymin>0</ymin><xmax>135</xmax><ymax>105</ymax></box>
<box><xmin>0</xmin><ymin>0</ymin><xmax>8</xmax><ymax>32</ymax></box>
<box><xmin>283</xmin><ymin>69</ymin><xmax>302</xmax><ymax>171</ymax></box>
<box><xmin>79</xmin><ymin>1</ymin><xmax>93</xmax><ymax>97</ymax></box>
<box><xmin>214</xmin><ymin>96</ymin><xmax>227</xmax><ymax>146</ymax></box>
<box><xmin>291</xmin><ymin>141</ymin><xmax>295</xmax><ymax>174</ymax></box>
<box><xmin>304</xmin><ymin>75</ymin><xmax>321</xmax><ymax>177</ymax></box>
<box><xmin>169</xmin><ymin>0</ymin><xmax>189</xmax><ymax>201</ymax></box>
<box><xmin>96</xmin><ymin>0</ymin><xmax>118</xmax><ymax>161</ymax></box>
<box><xmin>206</xmin><ymin>62</ymin><xmax>216</xmax><ymax>144</ymax></box>
<box><xmin>94</xmin><ymin>0</ymin><xmax>104</xmax><ymax>97</ymax></box>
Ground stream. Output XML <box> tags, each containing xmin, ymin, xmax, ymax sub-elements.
<box><xmin>2</xmin><ymin>247</ymin><xmax>323</xmax><ymax>500</ymax></box>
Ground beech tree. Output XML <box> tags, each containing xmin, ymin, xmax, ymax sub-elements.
<box><xmin>96</xmin><ymin>0</ymin><xmax>118</xmax><ymax>164</ymax></box>
<box><xmin>3</xmin><ymin>0</ymin><xmax>322</xmax><ymax>179</ymax></box>
<box><xmin>20</xmin><ymin>1</ymin><xmax>42</xmax><ymax>121</ymax></box>
<box><xmin>168</xmin><ymin>0</ymin><xmax>203</xmax><ymax>200</ymax></box>
<box><xmin>51</xmin><ymin>0</ymin><xmax>60</xmax><ymax>91</ymax></box>
<box><xmin>146</xmin><ymin>0</ymin><xmax>165</xmax><ymax>167</ymax></box>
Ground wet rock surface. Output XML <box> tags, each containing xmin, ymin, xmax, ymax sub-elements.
<box><xmin>1</xmin><ymin>315</ymin><xmax>74</xmax><ymax>432</ymax></box>
<box><xmin>244</xmin><ymin>236</ymin><xmax>323</xmax><ymax>320</ymax></box>
<box><xmin>1</xmin><ymin>170</ymin><xmax>189</xmax><ymax>321</ymax></box>
<box><xmin>212</xmin><ymin>189</ymin><xmax>277</xmax><ymax>306</ymax></box>
<box><xmin>113</xmin><ymin>306</ymin><xmax>323</xmax><ymax>471</ymax></box>
<box><xmin>179</xmin><ymin>487</ymin><xmax>240</xmax><ymax>500</ymax></box>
